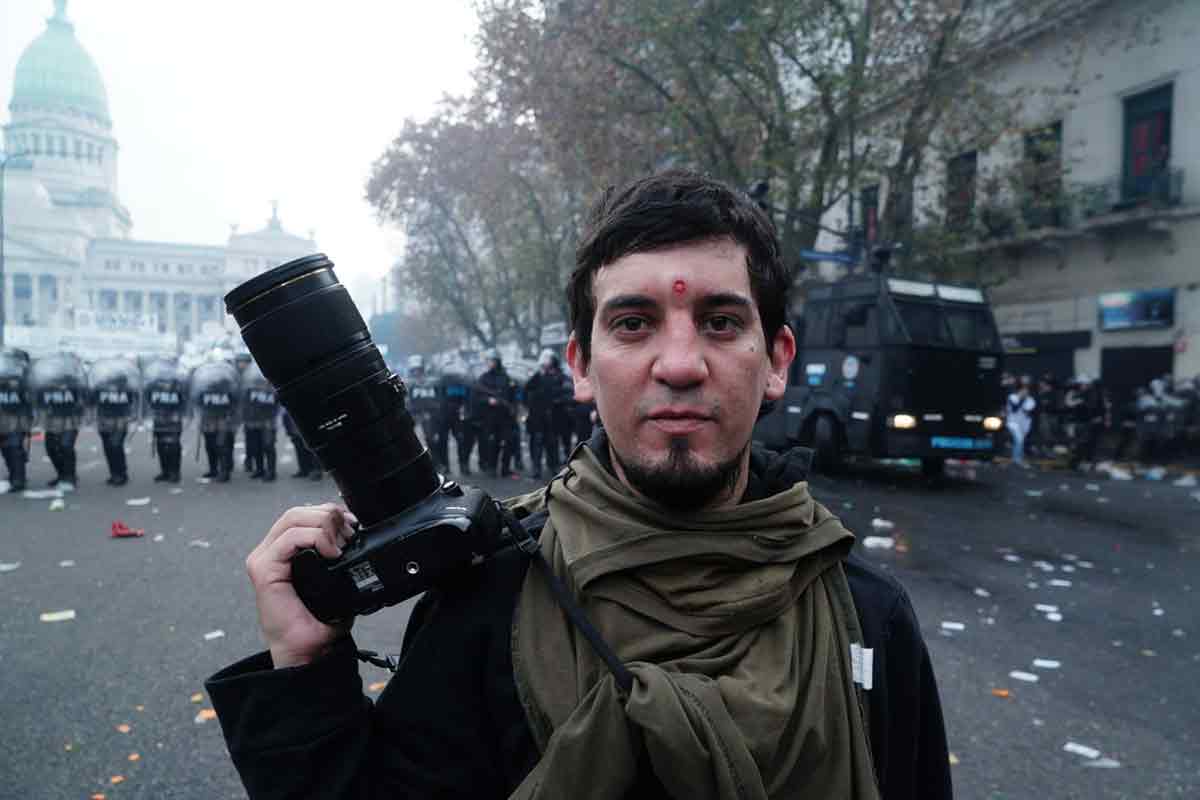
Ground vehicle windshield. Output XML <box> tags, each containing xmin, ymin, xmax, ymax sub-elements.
<box><xmin>892</xmin><ymin>299</ymin><xmax>1000</xmax><ymax>351</ymax></box>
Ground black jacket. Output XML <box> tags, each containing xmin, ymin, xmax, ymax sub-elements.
<box><xmin>207</xmin><ymin>446</ymin><xmax>952</xmax><ymax>800</ymax></box>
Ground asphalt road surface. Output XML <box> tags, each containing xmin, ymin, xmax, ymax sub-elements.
<box><xmin>1</xmin><ymin>426</ymin><xmax>1197</xmax><ymax>799</ymax></box>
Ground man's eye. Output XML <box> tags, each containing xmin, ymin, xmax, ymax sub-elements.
<box><xmin>614</xmin><ymin>317</ymin><xmax>648</xmax><ymax>333</ymax></box>
<box><xmin>704</xmin><ymin>315</ymin><xmax>743</xmax><ymax>334</ymax></box>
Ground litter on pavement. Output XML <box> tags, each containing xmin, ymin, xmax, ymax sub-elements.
<box><xmin>1004</xmin><ymin>554</ymin><xmax>1022</xmax><ymax>563</ymax></box>
<box><xmin>0</xmin><ymin>561</ymin><xmax>21</xmax><ymax>572</ymax></box>
<box><xmin>188</xmin><ymin>539</ymin><xmax>211</xmax><ymax>548</ymax></box>
<box><xmin>48</xmin><ymin>498</ymin><xmax>65</xmax><ymax>511</ymax></box>
<box><xmin>1173</xmin><ymin>474</ymin><xmax>1197</xmax><ymax>488</ymax></box>
<box><xmin>940</xmin><ymin>621</ymin><xmax>966</xmax><ymax>632</ymax></box>
<box><xmin>40</xmin><ymin>609</ymin><xmax>76</xmax><ymax>622</ymax></box>
<box><xmin>58</xmin><ymin>560</ymin><xmax>75</xmax><ymax>567</ymax></box>
<box><xmin>1035</xmin><ymin>604</ymin><xmax>1059</xmax><ymax>613</ymax></box>
<box><xmin>1046</xmin><ymin>612</ymin><xmax>1063</xmax><ymax>622</ymax></box>
<box><xmin>1049</xmin><ymin>579</ymin><xmax>1073</xmax><ymax>588</ymax></box>
<box><xmin>125</xmin><ymin>497</ymin><xmax>151</xmax><ymax>506</ymax></box>
<box><xmin>1085</xmin><ymin>483</ymin><xmax>1101</xmax><ymax>492</ymax></box>
<box><xmin>194</xmin><ymin>709</ymin><xmax>217</xmax><ymax>724</ymax></box>
<box><xmin>152</xmin><ymin>534</ymin><xmax>165</xmax><ymax>542</ymax></box>
<box><xmin>1032</xmin><ymin>659</ymin><xmax>1061</xmax><ymax>669</ymax></box>
<box><xmin>1063</xmin><ymin>742</ymin><xmax>1102</xmax><ymax>760</ymax></box>
<box><xmin>22</xmin><ymin>488</ymin><xmax>63</xmax><ymax>499</ymax></box>
<box><xmin>203</xmin><ymin>630</ymin><xmax>225</xmax><ymax>641</ymax></box>
<box><xmin>168</xmin><ymin>487</ymin><xmax>184</xmax><ymax>495</ymax></box>
<box><xmin>870</xmin><ymin>518</ymin><xmax>895</xmax><ymax>532</ymax></box>
<box><xmin>1085</xmin><ymin>758</ymin><xmax>1122</xmax><ymax>769</ymax></box>
<box><xmin>1033</xmin><ymin>560</ymin><xmax>1056</xmax><ymax>572</ymax></box>
<box><xmin>973</xmin><ymin>587</ymin><xmax>991</xmax><ymax>598</ymax></box>
<box><xmin>1009</xmin><ymin>670</ymin><xmax>1039</xmax><ymax>683</ymax></box>
<box><xmin>111</xmin><ymin>521</ymin><xmax>145</xmax><ymax>538</ymax></box>
<box><xmin>862</xmin><ymin>536</ymin><xmax>895</xmax><ymax>549</ymax></box>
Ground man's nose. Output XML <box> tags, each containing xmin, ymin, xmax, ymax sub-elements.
<box><xmin>650</xmin><ymin>321</ymin><xmax>708</xmax><ymax>389</ymax></box>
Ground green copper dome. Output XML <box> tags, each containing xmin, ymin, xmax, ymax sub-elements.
<box><xmin>9</xmin><ymin>1</ymin><xmax>110</xmax><ymax>125</ymax></box>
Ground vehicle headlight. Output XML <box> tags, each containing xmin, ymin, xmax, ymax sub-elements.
<box><xmin>890</xmin><ymin>413</ymin><xmax>917</xmax><ymax>430</ymax></box>
<box><xmin>983</xmin><ymin>416</ymin><xmax>1003</xmax><ymax>431</ymax></box>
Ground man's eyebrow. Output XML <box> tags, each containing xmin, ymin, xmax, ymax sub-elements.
<box><xmin>599</xmin><ymin>294</ymin><xmax>658</xmax><ymax>316</ymax></box>
<box><xmin>697</xmin><ymin>292</ymin><xmax>753</xmax><ymax>311</ymax></box>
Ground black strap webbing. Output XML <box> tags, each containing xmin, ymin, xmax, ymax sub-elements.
<box><xmin>499</xmin><ymin>505</ymin><xmax>635</xmax><ymax>694</ymax></box>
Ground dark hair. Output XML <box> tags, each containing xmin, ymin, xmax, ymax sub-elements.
<box><xmin>568</xmin><ymin>170</ymin><xmax>791</xmax><ymax>363</ymax></box>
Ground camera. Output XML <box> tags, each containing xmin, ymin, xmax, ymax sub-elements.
<box><xmin>224</xmin><ymin>254</ymin><xmax>514</xmax><ymax>624</ymax></box>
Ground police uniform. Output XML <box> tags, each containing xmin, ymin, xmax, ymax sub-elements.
<box><xmin>144</xmin><ymin>359</ymin><xmax>188</xmax><ymax>483</ymax></box>
<box><xmin>241</xmin><ymin>364</ymin><xmax>279</xmax><ymax>481</ymax></box>
<box><xmin>525</xmin><ymin>361</ymin><xmax>565</xmax><ymax>477</ymax></box>
<box><xmin>406</xmin><ymin>369</ymin><xmax>445</xmax><ymax>470</ymax></box>
<box><xmin>91</xmin><ymin>358</ymin><xmax>140</xmax><ymax>486</ymax></box>
<box><xmin>437</xmin><ymin>372</ymin><xmax>474</xmax><ymax>475</ymax></box>
<box><xmin>0</xmin><ymin>351</ymin><xmax>32</xmax><ymax>492</ymax></box>
<box><xmin>282</xmin><ymin>408</ymin><xmax>321</xmax><ymax>480</ymax></box>
<box><xmin>30</xmin><ymin>353</ymin><xmax>88</xmax><ymax>488</ymax></box>
<box><xmin>473</xmin><ymin>358</ymin><xmax>516</xmax><ymax>476</ymax></box>
<box><xmin>193</xmin><ymin>361</ymin><xmax>240</xmax><ymax>483</ymax></box>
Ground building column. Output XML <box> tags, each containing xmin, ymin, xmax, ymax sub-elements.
<box><xmin>31</xmin><ymin>274</ymin><xmax>41</xmax><ymax>325</ymax></box>
<box><xmin>192</xmin><ymin>294</ymin><xmax>200</xmax><ymax>336</ymax></box>
<box><xmin>2</xmin><ymin>273</ymin><xmax>12</xmax><ymax>328</ymax></box>
<box><xmin>168</xmin><ymin>292</ymin><xmax>177</xmax><ymax>332</ymax></box>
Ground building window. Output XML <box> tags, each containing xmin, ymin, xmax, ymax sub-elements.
<box><xmin>104</xmin><ymin>259</ymin><xmax>120</xmax><ymax>271</ymax></box>
<box><xmin>149</xmin><ymin>292</ymin><xmax>168</xmax><ymax>333</ymax></box>
<box><xmin>31</xmin><ymin>133</ymin><xmax>41</xmax><ymax>154</ymax></box>
<box><xmin>131</xmin><ymin>260</ymin><xmax>146</xmax><ymax>273</ymax></box>
<box><xmin>99</xmin><ymin>289</ymin><xmax>118</xmax><ymax>311</ymax></box>
<box><xmin>176</xmin><ymin>263</ymin><xmax>195</xmax><ymax>276</ymax></box>
<box><xmin>124</xmin><ymin>291</ymin><xmax>143</xmax><ymax>313</ymax></box>
<box><xmin>946</xmin><ymin>151</ymin><xmax>978</xmax><ymax>231</ymax></box>
<box><xmin>1122</xmin><ymin>83</ymin><xmax>1173</xmax><ymax>205</ymax></box>
<box><xmin>154</xmin><ymin>262</ymin><xmax>170</xmax><ymax>274</ymax></box>
<box><xmin>1023</xmin><ymin>121</ymin><xmax>1063</xmax><ymax>228</ymax></box>
<box><xmin>74</xmin><ymin>139</ymin><xmax>82</xmax><ymax>159</ymax></box>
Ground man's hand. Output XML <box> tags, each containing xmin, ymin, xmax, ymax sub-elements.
<box><xmin>245</xmin><ymin>503</ymin><xmax>357</xmax><ymax>668</ymax></box>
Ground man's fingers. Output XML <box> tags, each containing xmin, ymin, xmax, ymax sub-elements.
<box><xmin>247</xmin><ymin>526</ymin><xmax>343</xmax><ymax>586</ymax></box>
<box><xmin>259</xmin><ymin>504</ymin><xmax>345</xmax><ymax>550</ymax></box>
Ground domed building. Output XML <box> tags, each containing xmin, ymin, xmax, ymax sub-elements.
<box><xmin>2</xmin><ymin>1</ymin><xmax>315</xmax><ymax>357</ymax></box>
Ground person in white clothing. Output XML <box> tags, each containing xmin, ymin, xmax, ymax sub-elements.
<box><xmin>1006</xmin><ymin>376</ymin><xmax>1037</xmax><ymax>467</ymax></box>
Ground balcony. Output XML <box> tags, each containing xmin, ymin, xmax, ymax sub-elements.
<box><xmin>1076</xmin><ymin>167</ymin><xmax>1184</xmax><ymax>220</ymax></box>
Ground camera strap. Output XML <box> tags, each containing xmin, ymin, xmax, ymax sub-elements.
<box><xmin>499</xmin><ymin>505</ymin><xmax>635</xmax><ymax>695</ymax></box>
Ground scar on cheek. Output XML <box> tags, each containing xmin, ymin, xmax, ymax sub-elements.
<box><xmin>672</xmin><ymin>280</ymin><xmax>687</xmax><ymax>294</ymax></box>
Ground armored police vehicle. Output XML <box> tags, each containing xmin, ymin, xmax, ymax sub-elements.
<box><xmin>754</xmin><ymin>273</ymin><xmax>1005</xmax><ymax>476</ymax></box>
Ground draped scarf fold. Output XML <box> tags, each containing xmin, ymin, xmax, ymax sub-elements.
<box><xmin>506</xmin><ymin>445</ymin><xmax>880</xmax><ymax>800</ymax></box>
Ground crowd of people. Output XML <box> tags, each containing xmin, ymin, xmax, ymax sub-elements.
<box><xmin>404</xmin><ymin>347</ymin><xmax>596</xmax><ymax>481</ymax></box>
<box><xmin>1002</xmin><ymin>370</ymin><xmax>1199</xmax><ymax>470</ymax></box>
<box><xmin>0</xmin><ymin>347</ymin><xmax>323</xmax><ymax>494</ymax></box>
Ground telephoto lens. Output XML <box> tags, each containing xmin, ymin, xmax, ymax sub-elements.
<box><xmin>224</xmin><ymin>254</ymin><xmax>505</xmax><ymax>623</ymax></box>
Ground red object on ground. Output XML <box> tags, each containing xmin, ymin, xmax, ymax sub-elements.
<box><xmin>110</xmin><ymin>521</ymin><xmax>145</xmax><ymax>538</ymax></box>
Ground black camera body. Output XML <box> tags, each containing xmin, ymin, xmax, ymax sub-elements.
<box><xmin>225</xmin><ymin>254</ymin><xmax>514</xmax><ymax>624</ymax></box>
<box><xmin>291</xmin><ymin>480</ymin><xmax>502</xmax><ymax>623</ymax></box>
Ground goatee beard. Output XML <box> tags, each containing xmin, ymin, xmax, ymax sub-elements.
<box><xmin>610</xmin><ymin>437</ymin><xmax>746</xmax><ymax>511</ymax></box>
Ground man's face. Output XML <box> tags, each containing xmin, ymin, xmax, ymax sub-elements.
<box><xmin>567</xmin><ymin>238</ymin><xmax>794</xmax><ymax>509</ymax></box>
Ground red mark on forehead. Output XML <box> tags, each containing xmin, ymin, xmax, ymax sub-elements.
<box><xmin>672</xmin><ymin>279</ymin><xmax>687</xmax><ymax>295</ymax></box>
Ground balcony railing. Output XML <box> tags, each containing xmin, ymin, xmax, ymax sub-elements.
<box><xmin>1078</xmin><ymin>167</ymin><xmax>1185</xmax><ymax>219</ymax></box>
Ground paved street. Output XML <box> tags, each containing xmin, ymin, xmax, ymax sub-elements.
<box><xmin>1</xmin><ymin>427</ymin><xmax>1197</xmax><ymax>799</ymax></box>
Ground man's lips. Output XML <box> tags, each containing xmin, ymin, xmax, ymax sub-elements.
<box><xmin>645</xmin><ymin>408</ymin><xmax>714</xmax><ymax>433</ymax></box>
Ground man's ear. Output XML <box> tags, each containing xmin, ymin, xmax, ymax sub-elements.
<box><xmin>566</xmin><ymin>333</ymin><xmax>595</xmax><ymax>403</ymax></box>
<box><xmin>764</xmin><ymin>324</ymin><xmax>796</xmax><ymax>402</ymax></box>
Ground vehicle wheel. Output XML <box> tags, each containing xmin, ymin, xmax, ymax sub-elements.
<box><xmin>813</xmin><ymin>415</ymin><xmax>842</xmax><ymax>474</ymax></box>
<box><xmin>921</xmin><ymin>456</ymin><xmax>945</xmax><ymax>479</ymax></box>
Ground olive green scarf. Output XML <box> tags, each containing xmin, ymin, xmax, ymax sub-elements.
<box><xmin>507</xmin><ymin>445</ymin><xmax>880</xmax><ymax>800</ymax></box>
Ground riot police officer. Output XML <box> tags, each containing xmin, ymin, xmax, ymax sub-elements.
<box><xmin>192</xmin><ymin>359</ymin><xmax>240</xmax><ymax>483</ymax></box>
<box><xmin>405</xmin><ymin>355</ymin><xmax>445</xmax><ymax>469</ymax></box>
<box><xmin>90</xmin><ymin>357</ymin><xmax>141</xmax><ymax>486</ymax></box>
<box><xmin>144</xmin><ymin>358</ymin><xmax>188</xmax><ymax>483</ymax></box>
<box><xmin>0</xmin><ymin>349</ymin><xmax>32</xmax><ymax>493</ymax></box>
<box><xmin>473</xmin><ymin>351</ymin><xmax>517</xmax><ymax>477</ymax></box>
<box><xmin>241</xmin><ymin>361</ymin><xmax>279</xmax><ymax>481</ymax></box>
<box><xmin>525</xmin><ymin>350</ymin><xmax>570</xmax><ymax>478</ymax></box>
<box><xmin>30</xmin><ymin>352</ymin><xmax>88</xmax><ymax>490</ymax></box>
<box><xmin>282</xmin><ymin>407</ymin><xmax>322</xmax><ymax>480</ymax></box>
<box><xmin>438</xmin><ymin>369</ymin><xmax>474</xmax><ymax>475</ymax></box>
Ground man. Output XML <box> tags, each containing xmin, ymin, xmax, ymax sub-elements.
<box><xmin>437</xmin><ymin>368</ymin><xmax>475</xmax><ymax>475</ymax></box>
<box><xmin>144</xmin><ymin>358</ymin><xmax>187</xmax><ymax>484</ymax></box>
<box><xmin>0</xmin><ymin>349</ymin><xmax>32</xmax><ymax>493</ymax></box>
<box><xmin>1066</xmin><ymin>374</ymin><xmax>1103</xmax><ymax>471</ymax></box>
<box><xmin>473</xmin><ymin>351</ymin><xmax>517</xmax><ymax>477</ymax></box>
<box><xmin>33</xmin><ymin>353</ymin><xmax>86</xmax><ymax>491</ymax></box>
<box><xmin>524</xmin><ymin>349</ymin><xmax>570</xmax><ymax>478</ymax></box>
<box><xmin>207</xmin><ymin>171</ymin><xmax>951</xmax><ymax>799</ymax></box>
<box><xmin>91</xmin><ymin>360</ymin><xmax>138</xmax><ymax>486</ymax></box>
<box><xmin>282</xmin><ymin>407</ymin><xmax>322</xmax><ymax>481</ymax></box>
<box><xmin>242</xmin><ymin>362</ymin><xmax>280</xmax><ymax>482</ymax></box>
<box><xmin>1005</xmin><ymin>376</ymin><xmax>1036</xmax><ymax>468</ymax></box>
<box><xmin>404</xmin><ymin>355</ymin><xmax>445</xmax><ymax>470</ymax></box>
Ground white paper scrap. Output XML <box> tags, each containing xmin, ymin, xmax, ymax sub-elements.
<box><xmin>40</xmin><ymin>609</ymin><xmax>76</xmax><ymax>622</ymax></box>
<box><xmin>1049</xmin><ymin>579</ymin><xmax>1073</xmax><ymax>588</ymax></box>
<box><xmin>974</xmin><ymin>587</ymin><xmax>991</xmax><ymax>598</ymax></box>
<box><xmin>862</xmin><ymin>536</ymin><xmax>895</xmax><ymax>550</ymax></box>
<box><xmin>203</xmin><ymin>629</ymin><xmax>225</xmax><ymax>641</ymax></box>
<box><xmin>1009</xmin><ymin>670</ymin><xmax>1038</xmax><ymax>683</ymax></box>
<box><xmin>152</xmin><ymin>534</ymin><xmax>165</xmax><ymax>542</ymax></box>
<box><xmin>188</xmin><ymin>539</ymin><xmax>211</xmax><ymax>549</ymax></box>
<box><xmin>1004</xmin><ymin>554</ymin><xmax>1022</xmax><ymax>563</ymax></box>
<box><xmin>1085</xmin><ymin>757</ymin><xmax>1122</xmax><ymax>768</ymax></box>
<box><xmin>1063</xmin><ymin>742</ymin><xmax>1101</xmax><ymax>760</ymax></box>
<box><xmin>125</xmin><ymin>497</ymin><xmax>151</xmax><ymax>506</ymax></box>
<box><xmin>1035</xmin><ymin>604</ymin><xmax>1059</xmax><ymax>613</ymax></box>
<box><xmin>58</xmin><ymin>560</ymin><xmax>75</xmax><ymax>568</ymax></box>
<box><xmin>22</xmin><ymin>489</ymin><xmax>63</xmax><ymax>499</ymax></box>
<box><xmin>168</xmin><ymin>487</ymin><xmax>184</xmax><ymax>495</ymax></box>
<box><xmin>870</xmin><ymin>518</ymin><xmax>895</xmax><ymax>532</ymax></box>
<box><xmin>1085</xmin><ymin>483</ymin><xmax>1101</xmax><ymax>492</ymax></box>
<box><xmin>1032</xmin><ymin>659</ymin><xmax>1061</xmax><ymax>669</ymax></box>
<box><xmin>48</xmin><ymin>498</ymin><xmax>65</xmax><ymax>511</ymax></box>
<box><xmin>1046</xmin><ymin>612</ymin><xmax>1063</xmax><ymax>622</ymax></box>
<box><xmin>940</xmin><ymin>621</ymin><xmax>966</xmax><ymax>632</ymax></box>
